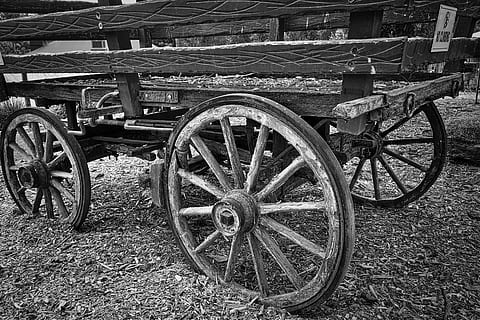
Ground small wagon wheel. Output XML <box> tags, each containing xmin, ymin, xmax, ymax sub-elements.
<box><xmin>345</xmin><ymin>101</ymin><xmax>447</xmax><ymax>207</ymax></box>
<box><xmin>0</xmin><ymin>108</ymin><xmax>91</xmax><ymax>229</ymax></box>
<box><xmin>163</xmin><ymin>94</ymin><xmax>354</xmax><ymax>311</ymax></box>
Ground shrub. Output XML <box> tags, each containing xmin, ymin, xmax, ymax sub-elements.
<box><xmin>0</xmin><ymin>98</ymin><xmax>25</xmax><ymax>131</ymax></box>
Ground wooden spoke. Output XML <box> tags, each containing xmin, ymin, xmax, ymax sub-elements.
<box><xmin>380</xmin><ymin>107</ymin><xmax>423</xmax><ymax>138</ymax></box>
<box><xmin>8</xmin><ymin>142</ymin><xmax>33</xmax><ymax>161</ymax></box>
<box><xmin>50</xmin><ymin>179</ymin><xmax>75</xmax><ymax>202</ymax></box>
<box><xmin>247</xmin><ymin>233</ymin><xmax>269</xmax><ymax>296</ymax></box>
<box><xmin>254</xmin><ymin>227</ymin><xmax>305</xmax><ymax>290</ymax></box>
<box><xmin>44</xmin><ymin>131</ymin><xmax>54</xmax><ymax>162</ymax></box>
<box><xmin>43</xmin><ymin>188</ymin><xmax>54</xmax><ymax>218</ymax></box>
<box><xmin>245</xmin><ymin>119</ymin><xmax>256</xmax><ymax>154</ymax></box>
<box><xmin>261</xmin><ymin>216</ymin><xmax>326</xmax><ymax>258</ymax></box>
<box><xmin>245</xmin><ymin>125</ymin><xmax>270</xmax><ymax>194</ymax></box>
<box><xmin>194</xmin><ymin>230</ymin><xmax>221</xmax><ymax>253</ymax></box>
<box><xmin>177</xmin><ymin>168</ymin><xmax>225</xmax><ymax>199</ymax></box>
<box><xmin>224</xmin><ymin>234</ymin><xmax>244</xmax><ymax>282</ymax></box>
<box><xmin>349</xmin><ymin>157</ymin><xmax>367</xmax><ymax>190</ymax></box>
<box><xmin>256</xmin><ymin>156</ymin><xmax>306</xmax><ymax>202</ymax></box>
<box><xmin>32</xmin><ymin>188</ymin><xmax>43</xmax><ymax>215</ymax></box>
<box><xmin>220</xmin><ymin>117</ymin><xmax>245</xmax><ymax>188</ymax></box>
<box><xmin>371</xmin><ymin>158</ymin><xmax>381</xmax><ymax>200</ymax></box>
<box><xmin>16</xmin><ymin>186</ymin><xmax>27</xmax><ymax>195</ymax></box>
<box><xmin>377</xmin><ymin>155</ymin><xmax>408</xmax><ymax>195</ymax></box>
<box><xmin>179</xmin><ymin>205</ymin><xmax>213</xmax><ymax>216</ymax></box>
<box><xmin>47</xmin><ymin>151</ymin><xmax>67</xmax><ymax>170</ymax></box>
<box><xmin>191</xmin><ymin>134</ymin><xmax>232</xmax><ymax>191</ymax></box>
<box><xmin>383</xmin><ymin>148</ymin><xmax>428</xmax><ymax>172</ymax></box>
<box><xmin>50</xmin><ymin>186</ymin><xmax>68</xmax><ymax>218</ymax></box>
<box><xmin>50</xmin><ymin>170</ymin><xmax>74</xmax><ymax>179</ymax></box>
<box><xmin>271</xmin><ymin>144</ymin><xmax>294</xmax><ymax>165</ymax></box>
<box><xmin>16</xmin><ymin>126</ymin><xmax>36</xmax><ymax>156</ymax></box>
<box><xmin>383</xmin><ymin>137</ymin><xmax>434</xmax><ymax>146</ymax></box>
<box><xmin>260</xmin><ymin>201</ymin><xmax>325</xmax><ymax>215</ymax></box>
<box><xmin>31</xmin><ymin>122</ymin><xmax>44</xmax><ymax>159</ymax></box>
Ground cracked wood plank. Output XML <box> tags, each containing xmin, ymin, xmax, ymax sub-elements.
<box><xmin>1</xmin><ymin>0</ymin><xmax>479</xmax><ymax>41</ymax></box>
<box><xmin>5</xmin><ymin>81</ymin><xmax>346</xmax><ymax>117</ymax></box>
<box><xmin>0</xmin><ymin>0</ymin><xmax>97</xmax><ymax>13</ymax></box>
<box><xmin>0</xmin><ymin>38</ymin><xmax>405</xmax><ymax>75</ymax></box>
<box><xmin>333</xmin><ymin>73</ymin><xmax>464</xmax><ymax>119</ymax></box>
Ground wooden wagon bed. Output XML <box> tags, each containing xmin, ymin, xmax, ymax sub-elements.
<box><xmin>1</xmin><ymin>0</ymin><xmax>480</xmax><ymax>313</ymax></box>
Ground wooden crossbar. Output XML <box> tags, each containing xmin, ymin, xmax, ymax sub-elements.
<box><xmin>1</xmin><ymin>37</ymin><xmax>479</xmax><ymax>76</ymax></box>
<box><xmin>0</xmin><ymin>38</ymin><xmax>406</xmax><ymax>75</ymax></box>
<box><xmin>0</xmin><ymin>0</ymin><xmax>478</xmax><ymax>41</ymax></box>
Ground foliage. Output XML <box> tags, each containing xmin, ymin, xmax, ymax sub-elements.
<box><xmin>0</xmin><ymin>98</ymin><xmax>25</xmax><ymax>131</ymax></box>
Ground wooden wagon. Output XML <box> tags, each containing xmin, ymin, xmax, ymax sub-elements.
<box><xmin>1</xmin><ymin>0</ymin><xmax>479</xmax><ymax>312</ymax></box>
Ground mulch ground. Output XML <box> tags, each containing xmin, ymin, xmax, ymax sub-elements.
<box><xmin>0</xmin><ymin>92</ymin><xmax>479</xmax><ymax>320</ymax></box>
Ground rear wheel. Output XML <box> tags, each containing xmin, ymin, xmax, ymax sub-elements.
<box><xmin>345</xmin><ymin>102</ymin><xmax>447</xmax><ymax>207</ymax></box>
<box><xmin>163</xmin><ymin>94</ymin><xmax>355</xmax><ymax>312</ymax></box>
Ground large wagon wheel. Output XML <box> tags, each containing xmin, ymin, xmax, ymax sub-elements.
<box><xmin>163</xmin><ymin>94</ymin><xmax>354</xmax><ymax>311</ymax></box>
<box><xmin>345</xmin><ymin>101</ymin><xmax>447</xmax><ymax>207</ymax></box>
<box><xmin>0</xmin><ymin>108</ymin><xmax>91</xmax><ymax>229</ymax></box>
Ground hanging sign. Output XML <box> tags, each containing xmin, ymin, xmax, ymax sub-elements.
<box><xmin>431</xmin><ymin>5</ymin><xmax>457</xmax><ymax>53</ymax></box>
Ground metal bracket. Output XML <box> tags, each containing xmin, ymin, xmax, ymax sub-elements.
<box><xmin>451</xmin><ymin>80</ymin><xmax>460</xmax><ymax>98</ymax></box>
<box><xmin>403</xmin><ymin>92</ymin><xmax>416</xmax><ymax>118</ymax></box>
<box><xmin>337</xmin><ymin>114</ymin><xmax>368</xmax><ymax>135</ymax></box>
<box><xmin>139</xmin><ymin>90</ymin><xmax>178</xmax><ymax>104</ymax></box>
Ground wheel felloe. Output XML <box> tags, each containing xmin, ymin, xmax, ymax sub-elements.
<box><xmin>163</xmin><ymin>94</ymin><xmax>354</xmax><ymax>312</ymax></box>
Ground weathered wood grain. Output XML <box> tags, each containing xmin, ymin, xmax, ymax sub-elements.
<box><xmin>0</xmin><ymin>9</ymin><xmax>437</xmax><ymax>42</ymax></box>
<box><xmin>0</xmin><ymin>0</ymin><xmax>97</xmax><ymax>13</ymax></box>
<box><xmin>402</xmin><ymin>38</ymin><xmax>480</xmax><ymax>72</ymax></box>
<box><xmin>0</xmin><ymin>38</ymin><xmax>405</xmax><ymax>75</ymax></box>
<box><xmin>0</xmin><ymin>0</ymin><xmax>478</xmax><ymax>41</ymax></box>
<box><xmin>333</xmin><ymin>73</ymin><xmax>464</xmax><ymax>119</ymax></box>
<box><xmin>5</xmin><ymin>81</ymin><xmax>346</xmax><ymax>117</ymax></box>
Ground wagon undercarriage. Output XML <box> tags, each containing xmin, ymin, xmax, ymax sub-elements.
<box><xmin>1</xmin><ymin>0</ymin><xmax>479</xmax><ymax>312</ymax></box>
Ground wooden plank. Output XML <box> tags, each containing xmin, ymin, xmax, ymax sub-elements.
<box><xmin>0</xmin><ymin>38</ymin><xmax>406</xmax><ymax>75</ymax></box>
<box><xmin>5</xmin><ymin>81</ymin><xmax>345</xmax><ymax>117</ymax></box>
<box><xmin>0</xmin><ymin>9</ymin><xmax>437</xmax><ymax>42</ymax></box>
<box><xmin>402</xmin><ymin>37</ymin><xmax>480</xmax><ymax>72</ymax></box>
<box><xmin>0</xmin><ymin>0</ymin><xmax>97</xmax><ymax>13</ymax></box>
<box><xmin>1</xmin><ymin>0</ymin><xmax>479</xmax><ymax>42</ymax></box>
<box><xmin>333</xmin><ymin>73</ymin><xmax>464</xmax><ymax>119</ymax></box>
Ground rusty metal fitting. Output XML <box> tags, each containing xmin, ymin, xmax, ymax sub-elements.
<box><xmin>403</xmin><ymin>92</ymin><xmax>416</xmax><ymax>118</ymax></box>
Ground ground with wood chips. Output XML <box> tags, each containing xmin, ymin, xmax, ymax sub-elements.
<box><xmin>0</xmin><ymin>92</ymin><xmax>479</xmax><ymax>320</ymax></box>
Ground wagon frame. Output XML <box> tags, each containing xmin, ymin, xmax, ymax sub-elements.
<box><xmin>0</xmin><ymin>0</ymin><xmax>479</xmax><ymax>312</ymax></box>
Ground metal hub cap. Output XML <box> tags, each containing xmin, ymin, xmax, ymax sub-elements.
<box><xmin>17</xmin><ymin>160</ymin><xmax>49</xmax><ymax>189</ymax></box>
<box><xmin>212</xmin><ymin>190</ymin><xmax>258</xmax><ymax>236</ymax></box>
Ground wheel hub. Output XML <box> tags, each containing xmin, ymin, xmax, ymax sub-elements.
<box><xmin>17</xmin><ymin>160</ymin><xmax>49</xmax><ymax>189</ymax></box>
<box><xmin>359</xmin><ymin>131</ymin><xmax>383</xmax><ymax>159</ymax></box>
<box><xmin>212</xmin><ymin>190</ymin><xmax>258</xmax><ymax>236</ymax></box>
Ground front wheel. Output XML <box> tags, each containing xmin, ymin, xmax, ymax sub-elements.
<box><xmin>0</xmin><ymin>108</ymin><xmax>91</xmax><ymax>229</ymax></box>
<box><xmin>163</xmin><ymin>94</ymin><xmax>355</xmax><ymax>312</ymax></box>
